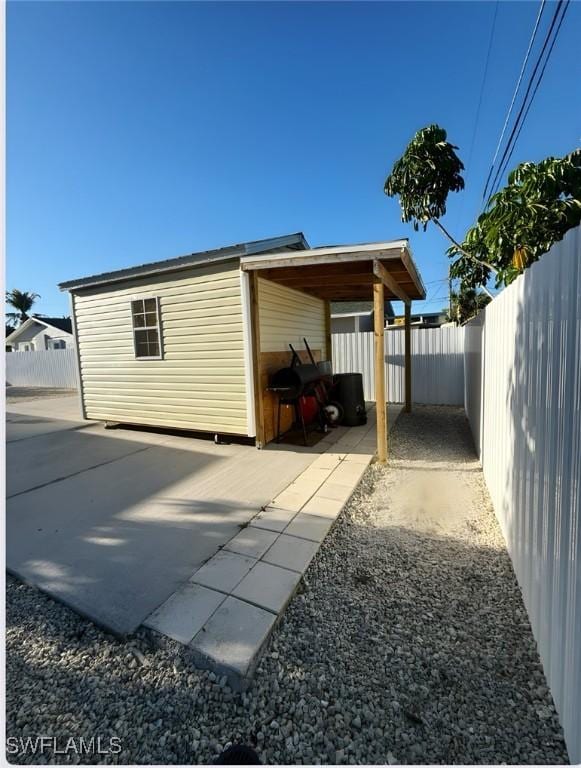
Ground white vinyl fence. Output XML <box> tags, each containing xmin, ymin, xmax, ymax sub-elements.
<box><xmin>332</xmin><ymin>327</ymin><xmax>465</xmax><ymax>405</ymax></box>
<box><xmin>464</xmin><ymin>227</ymin><xmax>581</xmax><ymax>763</ymax></box>
<box><xmin>6</xmin><ymin>349</ymin><xmax>79</xmax><ymax>389</ymax></box>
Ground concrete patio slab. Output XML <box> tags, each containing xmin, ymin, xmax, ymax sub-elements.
<box><xmin>284</xmin><ymin>512</ymin><xmax>334</xmax><ymax>542</ymax></box>
<box><xmin>232</xmin><ymin>561</ymin><xmax>301</xmax><ymax>614</ymax></box>
<box><xmin>144</xmin><ymin>583</ymin><xmax>225</xmax><ymax>644</ymax></box>
<box><xmin>190</xmin><ymin>596</ymin><xmax>276</xmax><ymax>679</ymax></box>
<box><xmin>224</xmin><ymin>527</ymin><xmax>279</xmax><ymax>559</ymax></box>
<box><xmin>262</xmin><ymin>534</ymin><xmax>319</xmax><ymax>573</ymax></box>
<box><xmin>6</xmin><ymin>396</ymin><xmax>320</xmax><ymax>635</ymax></box>
<box><xmin>190</xmin><ymin>551</ymin><xmax>256</xmax><ymax>594</ymax></box>
<box><xmin>249</xmin><ymin>506</ymin><xmax>297</xmax><ymax>533</ymax></box>
<box><xmin>6</xmin><ymin>426</ymin><xmax>154</xmax><ymax>498</ymax></box>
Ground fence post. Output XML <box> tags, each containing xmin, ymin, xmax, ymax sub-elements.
<box><xmin>374</xmin><ymin>282</ymin><xmax>387</xmax><ymax>462</ymax></box>
<box><xmin>404</xmin><ymin>302</ymin><xmax>412</xmax><ymax>412</ymax></box>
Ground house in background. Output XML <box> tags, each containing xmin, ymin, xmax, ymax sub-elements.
<box><xmin>386</xmin><ymin>310</ymin><xmax>447</xmax><ymax>329</ymax></box>
<box><xmin>6</xmin><ymin>316</ymin><xmax>74</xmax><ymax>351</ymax></box>
<box><xmin>331</xmin><ymin>300</ymin><xmax>395</xmax><ymax>334</ymax></box>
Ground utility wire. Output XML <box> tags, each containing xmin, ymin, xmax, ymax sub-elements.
<box><xmin>486</xmin><ymin>0</ymin><xmax>567</xmax><ymax>201</ymax></box>
<box><xmin>481</xmin><ymin>0</ymin><xmax>547</xmax><ymax>202</ymax></box>
<box><xmin>490</xmin><ymin>0</ymin><xmax>570</xmax><ymax>196</ymax></box>
<box><xmin>464</xmin><ymin>1</ymin><xmax>499</xmax><ymax>178</ymax></box>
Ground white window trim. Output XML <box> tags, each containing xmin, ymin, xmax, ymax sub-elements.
<box><xmin>131</xmin><ymin>296</ymin><xmax>164</xmax><ymax>360</ymax></box>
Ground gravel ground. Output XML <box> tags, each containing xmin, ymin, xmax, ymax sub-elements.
<box><xmin>6</xmin><ymin>406</ymin><xmax>569</xmax><ymax>765</ymax></box>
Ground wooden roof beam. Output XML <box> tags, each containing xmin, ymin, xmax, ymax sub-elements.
<box><xmin>273</xmin><ymin>274</ymin><xmax>375</xmax><ymax>289</ymax></box>
<box><xmin>373</xmin><ymin>260</ymin><xmax>410</xmax><ymax>305</ymax></box>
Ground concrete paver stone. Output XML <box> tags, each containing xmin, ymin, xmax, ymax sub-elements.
<box><xmin>301</xmin><ymin>495</ymin><xmax>345</xmax><ymax>519</ymax></box>
<box><xmin>330</xmin><ymin>463</ymin><xmax>367</xmax><ymax>487</ymax></box>
<box><xmin>309</xmin><ymin>453</ymin><xmax>344</xmax><ymax>471</ymax></box>
<box><xmin>249</xmin><ymin>506</ymin><xmax>297</xmax><ymax>533</ymax></box>
<box><xmin>190</xmin><ymin>551</ymin><xmax>257</xmax><ymax>594</ymax></box>
<box><xmin>315</xmin><ymin>481</ymin><xmax>356</xmax><ymax>504</ymax></box>
<box><xmin>190</xmin><ymin>596</ymin><xmax>276</xmax><ymax>679</ymax></box>
<box><xmin>284</xmin><ymin>512</ymin><xmax>334</xmax><ymax>542</ymax></box>
<box><xmin>144</xmin><ymin>583</ymin><xmax>225</xmax><ymax>644</ymax></box>
<box><xmin>224</xmin><ymin>527</ymin><xmax>279</xmax><ymax>559</ymax></box>
<box><xmin>262</xmin><ymin>533</ymin><xmax>319</xmax><ymax>573</ymax></box>
<box><xmin>344</xmin><ymin>452</ymin><xmax>374</xmax><ymax>465</ymax></box>
<box><xmin>270</xmin><ymin>488</ymin><xmax>311</xmax><ymax>513</ymax></box>
<box><xmin>232</xmin><ymin>561</ymin><xmax>301</xmax><ymax>614</ymax></box>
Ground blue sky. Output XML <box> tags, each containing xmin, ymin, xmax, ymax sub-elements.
<box><xmin>7</xmin><ymin>1</ymin><xmax>581</xmax><ymax>318</ymax></box>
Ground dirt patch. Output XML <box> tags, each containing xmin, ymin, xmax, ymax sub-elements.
<box><xmin>6</xmin><ymin>386</ymin><xmax>77</xmax><ymax>402</ymax></box>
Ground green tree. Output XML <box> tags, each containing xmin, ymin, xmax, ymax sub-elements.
<box><xmin>455</xmin><ymin>150</ymin><xmax>581</xmax><ymax>286</ymax></box>
<box><xmin>384</xmin><ymin>124</ymin><xmax>497</xmax><ymax>279</ymax></box>
<box><xmin>446</xmin><ymin>288</ymin><xmax>491</xmax><ymax>325</ymax></box>
<box><xmin>5</xmin><ymin>289</ymin><xmax>40</xmax><ymax>326</ymax></box>
<box><xmin>385</xmin><ymin>124</ymin><xmax>581</xmax><ymax>290</ymax></box>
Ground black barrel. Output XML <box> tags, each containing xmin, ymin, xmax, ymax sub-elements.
<box><xmin>333</xmin><ymin>373</ymin><xmax>367</xmax><ymax>426</ymax></box>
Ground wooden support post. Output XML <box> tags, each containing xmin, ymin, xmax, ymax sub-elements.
<box><xmin>374</xmin><ymin>281</ymin><xmax>387</xmax><ymax>463</ymax></box>
<box><xmin>324</xmin><ymin>300</ymin><xmax>332</xmax><ymax>362</ymax></box>
<box><xmin>248</xmin><ymin>272</ymin><xmax>265</xmax><ymax>448</ymax></box>
<box><xmin>404</xmin><ymin>301</ymin><xmax>412</xmax><ymax>413</ymax></box>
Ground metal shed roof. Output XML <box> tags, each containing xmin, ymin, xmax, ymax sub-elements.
<box><xmin>240</xmin><ymin>240</ymin><xmax>426</xmax><ymax>303</ymax></box>
<box><xmin>58</xmin><ymin>232</ymin><xmax>309</xmax><ymax>292</ymax></box>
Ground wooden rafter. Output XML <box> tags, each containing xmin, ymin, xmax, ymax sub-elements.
<box><xmin>372</xmin><ymin>260</ymin><xmax>410</xmax><ymax>305</ymax></box>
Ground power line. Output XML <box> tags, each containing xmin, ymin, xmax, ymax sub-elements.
<box><xmin>481</xmin><ymin>0</ymin><xmax>547</xmax><ymax>202</ymax></box>
<box><xmin>464</xmin><ymin>1</ymin><xmax>499</xmax><ymax>177</ymax></box>
<box><xmin>490</xmin><ymin>0</ymin><xmax>570</xmax><ymax>196</ymax></box>
<box><xmin>486</xmin><ymin>0</ymin><xmax>568</xmax><ymax>200</ymax></box>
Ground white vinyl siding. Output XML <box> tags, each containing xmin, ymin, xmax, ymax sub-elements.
<box><xmin>73</xmin><ymin>260</ymin><xmax>248</xmax><ymax>435</ymax></box>
<box><xmin>258</xmin><ymin>278</ymin><xmax>326</xmax><ymax>353</ymax></box>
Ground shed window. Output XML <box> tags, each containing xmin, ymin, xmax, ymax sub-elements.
<box><xmin>131</xmin><ymin>297</ymin><xmax>162</xmax><ymax>359</ymax></box>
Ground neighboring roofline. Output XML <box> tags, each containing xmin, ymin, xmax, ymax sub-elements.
<box><xmin>330</xmin><ymin>311</ymin><xmax>373</xmax><ymax>318</ymax></box>
<box><xmin>58</xmin><ymin>232</ymin><xmax>309</xmax><ymax>292</ymax></box>
<box><xmin>388</xmin><ymin>310</ymin><xmax>447</xmax><ymax>320</ymax></box>
<box><xmin>5</xmin><ymin>316</ymin><xmax>74</xmax><ymax>344</ymax></box>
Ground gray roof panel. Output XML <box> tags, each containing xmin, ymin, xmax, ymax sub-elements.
<box><xmin>59</xmin><ymin>232</ymin><xmax>309</xmax><ymax>292</ymax></box>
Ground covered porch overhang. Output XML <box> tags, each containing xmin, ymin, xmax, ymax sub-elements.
<box><xmin>241</xmin><ymin>240</ymin><xmax>426</xmax><ymax>461</ymax></box>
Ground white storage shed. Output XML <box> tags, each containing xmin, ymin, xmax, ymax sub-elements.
<box><xmin>60</xmin><ymin>232</ymin><xmax>425</xmax><ymax>456</ymax></box>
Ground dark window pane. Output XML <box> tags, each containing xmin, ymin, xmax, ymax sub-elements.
<box><xmin>133</xmin><ymin>298</ymin><xmax>161</xmax><ymax>358</ymax></box>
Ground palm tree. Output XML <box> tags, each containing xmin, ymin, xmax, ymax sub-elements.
<box><xmin>446</xmin><ymin>288</ymin><xmax>490</xmax><ymax>325</ymax></box>
<box><xmin>6</xmin><ymin>289</ymin><xmax>40</xmax><ymax>326</ymax></box>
